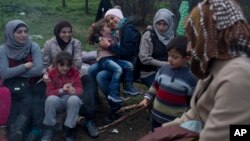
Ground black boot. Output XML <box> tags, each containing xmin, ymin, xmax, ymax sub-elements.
<box><xmin>64</xmin><ymin>127</ymin><xmax>76</xmax><ymax>141</ymax></box>
<box><xmin>41</xmin><ymin>126</ymin><xmax>54</xmax><ymax>141</ymax></box>
<box><xmin>9</xmin><ymin>115</ymin><xmax>27</xmax><ymax>141</ymax></box>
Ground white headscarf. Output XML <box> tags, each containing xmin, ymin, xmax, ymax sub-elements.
<box><xmin>4</xmin><ymin>19</ymin><xmax>31</xmax><ymax>60</ymax></box>
<box><xmin>153</xmin><ymin>8</ymin><xmax>175</xmax><ymax>46</ymax></box>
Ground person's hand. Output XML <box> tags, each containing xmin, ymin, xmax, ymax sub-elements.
<box><xmin>63</xmin><ymin>83</ymin><xmax>71</xmax><ymax>93</ymax></box>
<box><xmin>42</xmin><ymin>73</ymin><xmax>51</xmax><ymax>84</ymax></box>
<box><xmin>24</xmin><ymin>62</ymin><xmax>33</xmax><ymax>69</ymax></box>
<box><xmin>68</xmin><ymin>86</ymin><xmax>76</xmax><ymax>95</ymax></box>
<box><xmin>99</xmin><ymin>37</ymin><xmax>111</xmax><ymax>49</ymax></box>
<box><xmin>139</xmin><ymin>98</ymin><xmax>150</xmax><ymax>107</ymax></box>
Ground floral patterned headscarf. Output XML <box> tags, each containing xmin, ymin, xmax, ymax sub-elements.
<box><xmin>185</xmin><ymin>0</ymin><xmax>250</xmax><ymax>79</ymax></box>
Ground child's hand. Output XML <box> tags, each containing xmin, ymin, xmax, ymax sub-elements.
<box><xmin>68</xmin><ymin>86</ymin><xmax>76</xmax><ymax>95</ymax></box>
<box><xmin>63</xmin><ymin>83</ymin><xmax>71</xmax><ymax>92</ymax></box>
<box><xmin>139</xmin><ymin>98</ymin><xmax>150</xmax><ymax>107</ymax></box>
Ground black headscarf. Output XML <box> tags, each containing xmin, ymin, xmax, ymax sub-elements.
<box><xmin>54</xmin><ymin>21</ymin><xmax>72</xmax><ymax>50</ymax></box>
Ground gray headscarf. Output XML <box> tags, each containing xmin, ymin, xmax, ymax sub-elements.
<box><xmin>4</xmin><ymin>19</ymin><xmax>31</xmax><ymax>60</ymax></box>
<box><xmin>153</xmin><ymin>8</ymin><xmax>175</xmax><ymax>46</ymax></box>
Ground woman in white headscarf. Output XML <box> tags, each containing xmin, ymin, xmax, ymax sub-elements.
<box><xmin>0</xmin><ymin>19</ymin><xmax>43</xmax><ymax>141</ymax></box>
<box><xmin>137</xmin><ymin>8</ymin><xmax>175</xmax><ymax>87</ymax></box>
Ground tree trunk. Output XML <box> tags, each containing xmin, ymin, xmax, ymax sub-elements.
<box><xmin>62</xmin><ymin>0</ymin><xmax>66</xmax><ymax>7</ymax></box>
<box><xmin>85</xmin><ymin>0</ymin><xmax>89</xmax><ymax>14</ymax></box>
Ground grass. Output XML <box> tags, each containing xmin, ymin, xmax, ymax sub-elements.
<box><xmin>0</xmin><ymin>0</ymin><xmax>100</xmax><ymax>50</ymax></box>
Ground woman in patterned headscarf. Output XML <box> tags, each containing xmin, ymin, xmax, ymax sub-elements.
<box><xmin>138</xmin><ymin>0</ymin><xmax>250</xmax><ymax>141</ymax></box>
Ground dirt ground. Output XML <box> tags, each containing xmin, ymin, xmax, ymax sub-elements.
<box><xmin>54</xmin><ymin>84</ymin><xmax>151</xmax><ymax>141</ymax></box>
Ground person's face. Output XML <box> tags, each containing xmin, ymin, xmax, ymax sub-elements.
<box><xmin>168</xmin><ymin>49</ymin><xmax>189</xmax><ymax>69</ymax></box>
<box><xmin>57</xmin><ymin>62</ymin><xmax>71</xmax><ymax>75</ymax></box>
<box><xmin>155</xmin><ymin>20</ymin><xmax>168</xmax><ymax>34</ymax></box>
<box><xmin>59</xmin><ymin>27</ymin><xmax>72</xmax><ymax>42</ymax></box>
<box><xmin>105</xmin><ymin>15</ymin><xmax>121</xmax><ymax>30</ymax></box>
<box><xmin>101</xmin><ymin>23</ymin><xmax>112</xmax><ymax>35</ymax></box>
<box><xmin>14</xmin><ymin>26</ymin><xmax>28</xmax><ymax>44</ymax></box>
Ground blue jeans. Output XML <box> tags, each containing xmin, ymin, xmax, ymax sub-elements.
<box><xmin>98</xmin><ymin>57</ymin><xmax>134</xmax><ymax>97</ymax></box>
<box><xmin>88</xmin><ymin>63</ymin><xmax>122</xmax><ymax>113</ymax></box>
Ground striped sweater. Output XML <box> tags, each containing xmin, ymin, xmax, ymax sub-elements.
<box><xmin>145</xmin><ymin>64</ymin><xmax>197</xmax><ymax>123</ymax></box>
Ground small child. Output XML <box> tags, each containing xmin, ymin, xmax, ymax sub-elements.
<box><xmin>88</xmin><ymin>19</ymin><xmax>140</xmax><ymax>103</ymax></box>
<box><xmin>139</xmin><ymin>36</ymin><xmax>197</xmax><ymax>131</ymax></box>
<box><xmin>42</xmin><ymin>52</ymin><xmax>83</xmax><ymax>141</ymax></box>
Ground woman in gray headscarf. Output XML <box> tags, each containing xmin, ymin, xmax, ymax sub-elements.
<box><xmin>0</xmin><ymin>19</ymin><xmax>44</xmax><ymax>141</ymax></box>
<box><xmin>137</xmin><ymin>8</ymin><xmax>175</xmax><ymax>87</ymax></box>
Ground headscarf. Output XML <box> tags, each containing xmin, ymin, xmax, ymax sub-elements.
<box><xmin>153</xmin><ymin>8</ymin><xmax>175</xmax><ymax>46</ymax></box>
<box><xmin>53</xmin><ymin>21</ymin><xmax>72</xmax><ymax>50</ymax></box>
<box><xmin>4</xmin><ymin>19</ymin><xmax>32</xmax><ymax>60</ymax></box>
<box><xmin>185</xmin><ymin>0</ymin><xmax>250</xmax><ymax>79</ymax></box>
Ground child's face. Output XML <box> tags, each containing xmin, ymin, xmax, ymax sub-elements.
<box><xmin>101</xmin><ymin>24</ymin><xmax>112</xmax><ymax>35</ymax></box>
<box><xmin>168</xmin><ymin>49</ymin><xmax>189</xmax><ymax>69</ymax></box>
<box><xmin>57</xmin><ymin>62</ymin><xmax>71</xmax><ymax>75</ymax></box>
<box><xmin>59</xmin><ymin>27</ymin><xmax>72</xmax><ymax>43</ymax></box>
<box><xmin>105</xmin><ymin>15</ymin><xmax>121</xmax><ymax>30</ymax></box>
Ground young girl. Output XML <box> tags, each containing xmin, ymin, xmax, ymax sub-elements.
<box><xmin>88</xmin><ymin>19</ymin><xmax>140</xmax><ymax>103</ymax></box>
<box><xmin>42</xmin><ymin>52</ymin><xmax>82</xmax><ymax>141</ymax></box>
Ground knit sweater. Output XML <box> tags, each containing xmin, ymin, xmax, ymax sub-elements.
<box><xmin>46</xmin><ymin>68</ymin><xmax>83</xmax><ymax>96</ymax></box>
<box><xmin>0</xmin><ymin>42</ymin><xmax>43</xmax><ymax>80</ymax></box>
<box><xmin>145</xmin><ymin>64</ymin><xmax>197</xmax><ymax>123</ymax></box>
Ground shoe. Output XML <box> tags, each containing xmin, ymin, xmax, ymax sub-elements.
<box><xmin>107</xmin><ymin>95</ymin><xmax>124</xmax><ymax>103</ymax></box>
<box><xmin>9</xmin><ymin>115</ymin><xmax>27</xmax><ymax>141</ymax></box>
<box><xmin>9</xmin><ymin>131</ymin><xmax>22</xmax><ymax>141</ymax></box>
<box><xmin>41</xmin><ymin>126</ymin><xmax>54</xmax><ymax>141</ymax></box>
<box><xmin>123</xmin><ymin>84</ymin><xmax>140</xmax><ymax>96</ymax></box>
<box><xmin>25</xmin><ymin>128</ymin><xmax>43</xmax><ymax>141</ymax></box>
<box><xmin>84</xmin><ymin>120</ymin><xmax>99</xmax><ymax>138</ymax></box>
<box><xmin>64</xmin><ymin>127</ymin><xmax>76</xmax><ymax>141</ymax></box>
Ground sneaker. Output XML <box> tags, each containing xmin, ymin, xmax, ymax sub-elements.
<box><xmin>107</xmin><ymin>95</ymin><xmax>125</xmax><ymax>103</ymax></box>
<box><xmin>25</xmin><ymin>128</ymin><xmax>43</xmax><ymax>141</ymax></box>
<box><xmin>84</xmin><ymin>120</ymin><xmax>99</xmax><ymax>138</ymax></box>
<box><xmin>123</xmin><ymin>86</ymin><xmax>140</xmax><ymax>96</ymax></box>
<box><xmin>41</xmin><ymin>126</ymin><xmax>54</xmax><ymax>141</ymax></box>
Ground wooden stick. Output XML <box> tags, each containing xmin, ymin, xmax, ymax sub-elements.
<box><xmin>98</xmin><ymin>106</ymin><xmax>147</xmax><ymax>131</ymax></box>
<box><xmin>116</xmin><ymin>104</ymin><xmax>142</xmax><ymax>113</ymax></box>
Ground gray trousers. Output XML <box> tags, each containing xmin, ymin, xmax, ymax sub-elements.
<box><xmin>43</xmin><ymin>95</ymin><xmax>82</xmax><ymax>128</ymax></box>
